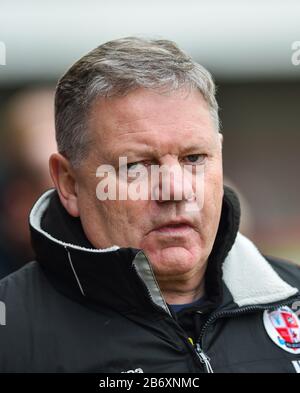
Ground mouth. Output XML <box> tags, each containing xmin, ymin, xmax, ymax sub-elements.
<box><xmin>151</xmin><ymin>219</ymin><xmax>195</xmax><ymax>236</ymax></box>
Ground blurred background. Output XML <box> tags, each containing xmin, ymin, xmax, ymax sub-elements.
<box><xmin>0</xmin><ymin>0</ymin><xmax>299</xmax><ymax>278</ymax></box>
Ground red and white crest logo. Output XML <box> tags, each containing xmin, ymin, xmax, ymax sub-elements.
<box><xmin>263</xmin><ymin>306</ymin><xmax>300</xmax><ymax>354</ymax></box>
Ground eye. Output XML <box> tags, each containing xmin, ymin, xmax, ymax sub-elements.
<box><xmin>184</xmin><ymin>154</ymin><xmax>207</xmax><ymax>164</ymax></box>
<box><xmin>126</xmin><ymin>161</ymin><xmax>153</xmax><ymax>171</ymax></box>
<box><xmin>127</xmin><ymin>162</ymin><xmax>140</xmax><ymax>170</ymax></box>
<box><xmin>126</xmin><ymin>161</ymin><xmax>148</xmax><ymax>175</ymax></box>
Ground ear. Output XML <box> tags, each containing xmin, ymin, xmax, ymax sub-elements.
<box><xmin>49</xmin><ymin>153</ymin><xmax>79</xmax><ymax>217</ymax></box>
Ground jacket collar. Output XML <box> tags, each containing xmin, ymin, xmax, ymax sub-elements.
<box><xmin>29</xmin><ymin>186</ymin><xmax>298</xmax><ymax>316</ymax></box>
<box><xmin>223</xmin><ymin>233</ymin><xmax>298</xmax><ymax>307</ymax></box>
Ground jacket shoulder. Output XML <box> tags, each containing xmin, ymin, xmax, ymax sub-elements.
<box><xmin>265</xmin><ymin>255</ymin><xmax>300</xmax><ymax>291</ymax></box>
<box><xmin>0</xmin><ymin>260</ymin><xmax>45</xmax><ymax>298</ymax></box>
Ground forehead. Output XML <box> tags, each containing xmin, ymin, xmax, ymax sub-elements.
<box><xmin>89</xmin><ymin>88</ymin><xmax>216</xmax><ymax>159</ymax></box>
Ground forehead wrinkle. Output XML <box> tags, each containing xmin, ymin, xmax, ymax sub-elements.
<box><xmin>92</xmin><ymin>96</ymin><xmax>214</xmax><ymax>141</ymax></box>
<box><xmin>109</xmin><ymin>133</ymin><xmax>212</xmax><ymax>163</ymax></box>
<box><xmin>112</xmin><ymin>118</ymin><xmax>213</xmax><ymax>145</ymax></box>
<box><xmin>91</xmin><ymin>93</ymin><xmax>217</xmax><ymax>164</ymax></box>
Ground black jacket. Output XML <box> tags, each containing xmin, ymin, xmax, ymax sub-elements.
<box><xmin>0</xmin><ymin>186</ymin><xmax>300</xmax><ymax>373</ymax></box>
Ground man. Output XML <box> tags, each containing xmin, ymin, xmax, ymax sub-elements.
<box><xmin>0</xmin><ymin>37</ymin><xmax>300</xmax><ymax>373</ymax></box>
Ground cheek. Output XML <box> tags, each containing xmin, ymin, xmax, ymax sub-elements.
<box><xmin>202</xmin><ymin>194</ymin><xmax>221</xmax><ymax>229</ymax></box>
<box><xmin>200</xmin><ymin>170</ymin><xmax>223</xmax><ymax>227</ymax></box>
<box><xmin>103</xmin><ymin>199</ymin><xmax>150</xmax><ymax>243</ymax></box>
<box><xmin>115</xmin><ymin>199</ymin><xmax>148</xmax><ymax>223</ymax></box>
<box><xmin>204</xmin><ymin>159</ymin><xmax>223</xmax><ymax>200</ymax></box>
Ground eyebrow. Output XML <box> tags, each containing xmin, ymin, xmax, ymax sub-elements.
<box><xmin>111</xmin><ymin>141</ymin><xmax>211</xmax><ymax>163</ymax></box>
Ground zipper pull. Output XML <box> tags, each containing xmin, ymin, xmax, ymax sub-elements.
<box><xmin>195</xmin><ymin>343</ymin><xmax>214</xmax><ymax>373</ymax></box>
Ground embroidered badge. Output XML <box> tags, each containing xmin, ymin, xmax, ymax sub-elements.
<box><xmin>263</xmin><ymin>306</ymin><xmax>300</xmax><ymax>354</ymax></box>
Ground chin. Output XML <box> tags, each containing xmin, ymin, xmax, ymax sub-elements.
<box><xmin>145</xmin><ymin>246</ymin><xmax>203</xmax><ymax>277</ymax></box>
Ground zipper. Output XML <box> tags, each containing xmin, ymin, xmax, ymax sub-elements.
<box><xmin>196</xmin><ymin>295</ymin><xmax>300</xmax><ymax>360</ymax></box>
<box><xmin>193</xmin><ymin>296</ymin><xmax>300</xmax><ymax>373</ymax></box>
<box><xmin>133</xmin><ymin>254</ymin><xmax>300</xmax><ymax>374</ymax></box>
<box><xmin>132</xmin><ymin>261</ymin><xmax>213</xmax><ymax>373</ymax></box>
<box><xmin>195</xmin><ymin>343</ymin><xmax>214</xmax><ymax>373</ymax></box>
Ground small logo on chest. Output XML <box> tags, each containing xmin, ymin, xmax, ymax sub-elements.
<box><xmin>263</xmin><ymin>306</ymin><xmax>300</xmax><ymax>354</ymax></box>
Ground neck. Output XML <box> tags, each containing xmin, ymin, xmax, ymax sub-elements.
<box><xmin>157</xmin><ymin>266</ymin><xmax>206</xmax><ymax>305</ymax></box>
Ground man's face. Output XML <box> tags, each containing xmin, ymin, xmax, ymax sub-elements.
<box><xmin>75</xmin><ymin>88</ymin><xmax>223</xmax><ymax>280</ymax></box>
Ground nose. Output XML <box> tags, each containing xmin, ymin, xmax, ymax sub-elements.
<box><xmin>151</xmin><ymin>157</ymin><xmax>195</xmax><ymax>203</ymax></box>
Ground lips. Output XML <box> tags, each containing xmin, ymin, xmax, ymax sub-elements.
<box><xmin>151</xmin><ymin>218</ymin><xmax>195</xmax><ymax>235</ymax></box>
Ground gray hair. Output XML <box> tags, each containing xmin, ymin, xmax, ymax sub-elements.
<box><xmin>55</xmin><ymin>37</ymin><xmax>219</xmax><ymax>167</ymax></box>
